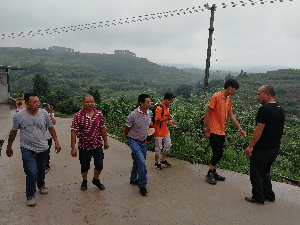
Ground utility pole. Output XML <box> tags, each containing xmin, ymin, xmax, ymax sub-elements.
<box><xmin>203</xmin><ymin>4</ymin><xmax>216</xmax><ymax>94</ymax></box>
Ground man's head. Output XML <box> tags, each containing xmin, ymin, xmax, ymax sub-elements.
<box><xmin>82</xmin><ymin>94</ymin><xmax>95</xmax><ymax>110</ymax></box>
<box><xmin>257</xmin><ymin>85</ymin><xmax>275</xmax><ymax>105</ymax></box>
<box><xmin>41</xmin><ymin>103</ymin><xmax>50</xmax><ymax>110</ymax></box>
<box><xmin>24</xmin><ymin>93</ymin><xmax>40</xmax><ymax>111</ymax></box>
<box><xmin>138</xmin><ymin>94</ymin><xmax>151</xmax><ymax>110</ymax></box>
<box><xmin>224</xmin><ymin>79</ymin><xmax>239</xmax><ymax>96</ymax></box>
<box><xmin>163</xmin><ymin>92</ymin><xmax>175</xmax><ymax>106</ymax></box>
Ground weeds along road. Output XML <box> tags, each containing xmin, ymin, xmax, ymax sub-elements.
<box><xmin>0</xmin><ymin>104</ymin><xmax>299</xmax><ymax>225</ymax></box>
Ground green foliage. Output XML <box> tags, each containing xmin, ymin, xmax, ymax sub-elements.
<box><xmin>100</xmin><ymin>93</ymin><xmax>300</xmax><ymax>182</ymax></box>
<box><xmin>32</xmin><ymin>73</ymin><xmax>49</xmax><ymax>97</ymax></box>
<box><xmin>87</xmin><ymin>86</ymin><xmax>102</xmax><ymax>106</ymax></box>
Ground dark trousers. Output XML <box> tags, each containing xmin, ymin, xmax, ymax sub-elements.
<box><xmin>250</xmin><ymin>147</ymin><xmax>280</xmax><ymax>201</ymax></box>
<box><xmin>209</xmin><ymin>133</ymin><xmax>225</xmax><ymax>166</ymax></box>
<box><xmin>46</xmin><ymin>138</ymin><xmax>52</xmax><ymax>169</ymax></box>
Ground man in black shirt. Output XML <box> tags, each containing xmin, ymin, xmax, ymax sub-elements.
<box><xmin>245</xmin><ymin>86</ymin><xmax>285</xmax><ymax>205</ymax></box>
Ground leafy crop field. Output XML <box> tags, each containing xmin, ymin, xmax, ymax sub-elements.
<box><xmin>98</xmin><ymin>93</ymin><xmax>300</xmax><ymax>182</ymax></box>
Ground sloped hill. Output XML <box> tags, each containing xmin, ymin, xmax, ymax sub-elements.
<box><xmin>0</xmin><ymin>47</ymin><xmax>200</xmax><ymax>97</ymax></box>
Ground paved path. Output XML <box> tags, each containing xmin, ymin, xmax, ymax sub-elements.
<box><xmin>0</xmin><ymin>104</ymin><xmax>299</xmax><ymax>225</ymax></box>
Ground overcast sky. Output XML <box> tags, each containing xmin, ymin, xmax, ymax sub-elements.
<box><xmin>2</xmin><ymin>0</ymin><xmax>299</xmax><ymax>70</ymax></box>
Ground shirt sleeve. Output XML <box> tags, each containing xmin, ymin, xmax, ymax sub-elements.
<box><xmin>256</xmin><ymin>107</ymin><xmax>267</xmax><ymax>124</ymax></box>
<box><xmin>71</xmin><ymin>112</ymin><xmax>80</xmax><ymax>130</ymax></box>
<box><xmin>99</xmin><ymin>112</ymin><xmax>105</xmax><ymax>127</ymax></box>
<box><xmin>208</xmin><ymin>94</ymin><xmax>217</xmax><ymax>109</ymax></box>
<box><xmin>228</xmin><ymin>98</ymin><xmax>232</xmax><ymax>112</ymax></box>
<box><xmin>12</xmin><ymin>115</ymin><xmax>20</xmax><ymax>130</ymax></box>
<box><xmin>45</xmin><ymin>111</ymin><xmax>54</xmax><ymax>129</ymax></box>
<box><xmin>155</xmin><ymin>106</ymin><xmax>163</xmax><ymax>121</ymax></box>
<box><xmin>126</xmin><ymin>112</ymin><xmax>134</xmax><ymax>127</ymax></box>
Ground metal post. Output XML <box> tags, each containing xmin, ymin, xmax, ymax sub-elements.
<box><xmin>203</xmin><ymin>4</ymin><xmax>216</xmax><ymax>94</ymax></box>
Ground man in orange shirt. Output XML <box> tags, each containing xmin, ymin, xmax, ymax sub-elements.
<box><xmin>153</xmin><ymin>92</ymin><xmax>176</xmax><ymax>169</ymax></box>
<box><xmin>204</xmin><ymin>79</ymin><xmax>246</xmax><ymax>184</ymax></box>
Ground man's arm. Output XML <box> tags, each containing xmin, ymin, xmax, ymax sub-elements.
<box><xmin>245</xmin><ymin>122</ymin><xmax>265</xmax><ymax>156</ymax></box>
<box><xmin>100</xmin><ymin>126</ymin><xmax>109</xmax><ymax>150</ymax></box>
<box><xmin>228</xmin><ymin>111</ymin><xmax>246</xmax><ymax>137</ymax></box>
<box><xmin>6</xmin><ymin>130</ymin><xmax>18</xmax><ymax>157</ymax></box>
<box><xmin>48</xmin><ymin>127</ymin><xmax>61</xmax><ymax>154</ymax></box>
<box><xmin>71</xmin><ymin>129</ymin><xmax>78</xmax><ymax>157</ymax></box>
<box><xmin>124</xmin><ymin>125</ymin><xmax>131</xmax><ymax>145</ymax></box>
<box><xmin>204</xmin><ymin>106</ymin><xmax>213</xmax><ymax>139</ymax></box>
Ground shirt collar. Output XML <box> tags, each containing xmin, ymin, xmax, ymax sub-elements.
<box><xmin>137</xmin><ymin>107</ymin><xmax>151</xmax><ymax>115</ymax></box>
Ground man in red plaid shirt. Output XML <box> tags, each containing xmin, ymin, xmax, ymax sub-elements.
<box><xmin>71</xmin><ymin>94</ymin><xmax>109</xmax><ymax>191</ymax></box>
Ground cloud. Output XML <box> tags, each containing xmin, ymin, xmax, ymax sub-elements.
<box><xmin>1</xmin><ymin>0</ymin><xmax>299</xmax><ymax>68</ymax></box>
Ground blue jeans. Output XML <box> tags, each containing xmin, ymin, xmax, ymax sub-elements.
<box><xmin>21</xmin><ymin>148</ymin><xmax>47</xmax><ymax>200</ymax></box>
<box><xmin>128</xmin><ymin>138</ymin><xmax>147</xmax><ymax>188</ymax></box>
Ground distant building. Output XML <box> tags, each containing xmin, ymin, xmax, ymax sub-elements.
<box><xmin>49</xmin><ymin>46</ymin><xmax>74</xmax><ymax>52</ymax></box>
<box><xmin>114</xmin><ymin>50</ymin><xmax>136</xmax><ymax>57</ymax></box>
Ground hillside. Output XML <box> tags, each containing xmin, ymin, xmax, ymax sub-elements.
<box><xmin>0</xmin><ymin>46</ymin><xmax>234</xmax><ymax>98</ymax></box>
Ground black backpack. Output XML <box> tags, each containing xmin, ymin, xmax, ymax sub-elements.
<box><xmin>147</xmin><ymin>104</ymin><xmax>164</xmax><ymax>142</ymax></box>
<box><xmin>151</xmin><ymin>104</ymin><xmax>164</xmax><ymax>127</ymax></box>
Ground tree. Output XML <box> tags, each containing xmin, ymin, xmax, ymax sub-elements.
<box><xmin>32</xmin><ymin>73</ymin><xmax>49</xmax><ymax>97</ymax></box>
<box><xmin>87</xmin><ymin>86</ymin><xmax>101</xmax><ymax>105</ymax></box>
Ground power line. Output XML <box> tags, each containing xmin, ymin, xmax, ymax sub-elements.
<box><xmin>1</xmin><ymin>0</ymin><xmax>293</xmax><ymax>40</ymax></box>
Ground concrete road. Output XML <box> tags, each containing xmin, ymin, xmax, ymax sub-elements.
<box><xmin>0</xmin><ymin>104</ymin><xmax>299</xmax><ymax>225</ymax></box>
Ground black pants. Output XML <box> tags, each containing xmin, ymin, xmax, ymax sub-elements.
<box><xmin>209</xmin><ymin>133</ymin><xmax>225</xmax><ymax>166</ymax></box>
<box><xmin>250</xmin><ymin>147</ymin><xmax>280</xmax><ymax>201</ymax></box>
<box><xmin>46</xmin><ymin>138</ymin><xmax>52</xmax><ymax>169</ymax></box>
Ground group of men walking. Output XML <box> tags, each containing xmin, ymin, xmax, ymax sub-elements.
<box><xmin>6</xmin><ymin>79</ymin><xmax>285</xmax><ymax>206</ymax></box>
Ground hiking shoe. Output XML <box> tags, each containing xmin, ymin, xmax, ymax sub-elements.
<box><xmin>160</xmin><ymin>160</ymin><xmax>171</xmax><ymax>167</ymax></box>
<box><xmin>139</xmin><ymin>187</ymin><xmax>148</xmax><ymax>196</ymax></box>
<box><xmin>80</xmin><ymin>180</ymin><xmax>87</xmax><ymax>191</ymax></box>
<box><xmin>130</xmin><ymin>179</ymin><xmax>139</xmax><ymax>185</ymax></box>
<box><xmin>27</xmin><ymin>198</ymin><xmax>36</xmax><ymax>207</ymax></box>
<box><xmin>39</xmin><ymin>187</ymin><xmax>48</xmax><ymax>195</ymax></box>
<box><xmin>155</xmin><ymin>163</ymin><xmax>162</xmax><ymax>170</ymax></box>
<box><xmin>214</xmin><ymin>171</ymin><xmax>225</xmax><ymax>181</ymax></box>
<box><xmin>245</xmin><ymin>197</ymin><xmax>265</xmax><ymax>205</ymax></box>
<box><xmin>92</xmin><ymin>178</ymin><xmax>105</xmax><ymax>190</ymax></box>
<box><xmin>205</xmin><ymin>171</ymin><xmax>217</xmax><ymax>185</ymax></box>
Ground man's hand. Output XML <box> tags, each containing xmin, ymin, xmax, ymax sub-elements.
<box><xmin>245</xmin><ymin>146</ymin><xmax>253</xmax><ymax>156</ymax></box>
<box><xmin>239</xmin><ymin>129</ymin><xmax>247</xmax><ymax>137</ymax></box>
<box><xmin>71</xmin><ymin>148</ymin><xmax>77</xmax><ymax>157</ymax></box>
<box><xmin>169</xmin><ymin>120</ymin><xmax>176</xmax><ymax>128</ymax></box>
<box><xmin>205</xmin><ymin>132</ymin><xmax>210</xmax><ymax>140</ymax></box>
<box><xmin>55</xmin><ymin>141</ymin><xmax>61</xmax><ymax>154</ymax></box>
<box><xmin>6</xmin><ymin>146</ymin><xmax>13</xmax><ymax>157</ymax></box>
<box><xmin>103</xmin><ymin>142</ymin><xmax>109</xmax><ymax>150</ymax></box>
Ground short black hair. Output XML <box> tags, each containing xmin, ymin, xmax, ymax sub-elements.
<box><xmin>138</xmin><ymin>94</ymin><xmax>151</xmax><ymax>105</ymax></box>
<box><xmin>164</xmin><ymin>92</ymin><xmax>175</xmax><ymax>100</ymax></box>
<box><xmin>262</xmin><ymin>85</ymin><xmax>275</xmax><ymax>97</ymax></box>
<box><xmin>224</xmin><ymin>79</ymin><xmax>239</xmax><ymax>90</ymax></box>
<box><xmin>24</xmin><ymin>93</ymin><xmax>38</xmax><ymax>103</ymax></box>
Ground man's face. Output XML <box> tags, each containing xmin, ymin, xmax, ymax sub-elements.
<box><xmin>257</xmin><ymin>87</ymin><xmax>268</xmax><ymax>105</ymax></box>
<box><xmin>26</xmin><ymin>96</ymin><xmax>40</xmax><ymax>111</ymax></box>
<box><xmin>228</xmin><ymin>86</ymin><xmax>237</xmax><ymax>96</ymax></box>
<box><xmin>82</xmin><ymin>97</ymin><xmax>95</xmax><ymax>110</ymax></box>
<box><xmin>140</xmin><ymin>98</ymin><xmax>151</xmax><ymax>110</ymax></box>
<box><xmin>165</xmin><ymin>98</ymin><xmax>174</xmax><ymax>106</ymax></box>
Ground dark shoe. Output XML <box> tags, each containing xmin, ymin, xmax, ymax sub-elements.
<box><xmin>214</xmin><ymin>171</ymin><xmax>225</xmax><ymax>181</ymax></box>
<box><xmin>205</xmin><ymin>171</ymin><xmax>217</xmax><ymax>185</ymax></box>
<box><xmin>245</xmin><ymin>197</ymin><xmax>265</xmax><ymax>205</ymax></box>
<box><xmin>139</xmin><ymin>187</ymin><xmax>148</xmax><ymax>196</ymax></box>
<box><xmin>155</xmin><ymin>163</ymin><xmax>162</xmax><ymax>170</ymax></box>
<box><xmin>160</xmin><ymin>160</ymin><xmax>171</xmax><ymax>167</ymax></box>
<box><xmin>265</xmin><ymin>197</ymin><xmax>275</xmax><ymax>202</ymax></box>
<box><xmin>130</xmin><ymin>179</ymin><xmax>139</xmax><ymax>185</ymax></box>
<box><xmin>80</xmin><ymin>180</ymin><xmax>87</xmax><ymax>191</ymax></box>
<box><xmin>92</xmin><ymin>178</ymin><xmax>105</xmax><ymax>190</ymax></box>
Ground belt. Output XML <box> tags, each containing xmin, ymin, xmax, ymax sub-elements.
<box><xmin>128</xmin><ymin>137</ymin><xmax>145</xmax><ymax>143</ymax></box>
